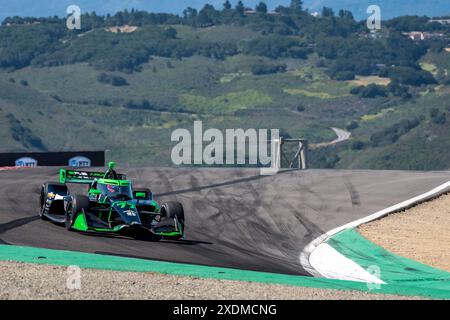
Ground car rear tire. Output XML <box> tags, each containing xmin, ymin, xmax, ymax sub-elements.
<box><xmin>65</xmin><ymin>194</ymin><xmax>90</xmax><ymax>230</ymax></box>
<box><xmin>39</xmin><ymin>182</ymin><xmax>68</xmax><ymax>220</ymax></box>
<box><xmin>160</xmin><ymin>201</ymin><xmax>185</xmax><ymax>240</ymax></box>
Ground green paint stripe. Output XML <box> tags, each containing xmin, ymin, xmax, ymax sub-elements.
<box><xmin>328</xmin><ymin>228</ymin><xmax>450</xmax><ymax>299</ymax></box>
<box><xmin>157</xmin><ymin>231</ymin><xmax>183</xmax><ymax>237</ymax></box>
<box><xmin>0</xmin><ymin>244</ymin><xmax>448</xmax><ymax>298</ymax></box>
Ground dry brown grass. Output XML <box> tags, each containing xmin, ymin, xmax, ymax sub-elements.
<box><xmin>105</xmin><ymin>25</ymin><xmax>138</xmax><ymax>33</ymax></box>
<box><xmin>348</xmin><ymin>76</ymin><xmax>391</xmax><ymax>87</ymax></box>
<box><xmin>359</xmin><ymin>193</ymin><xmax>450</xmax><ymax>272</ymax></box>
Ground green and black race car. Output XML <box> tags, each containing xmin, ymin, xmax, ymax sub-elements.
<box><xmin>39</xmin><ymin>162</ymin><xmax>185</xmax><ymax>240</ymax></box>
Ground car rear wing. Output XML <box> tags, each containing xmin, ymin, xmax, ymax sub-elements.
<box><xmin>133</xmin><ymin>190</ymin><xmax>153</xmax><ymax>200</ymax></box>
<box><xmin>60</xmin><ymin>169</ymin><xmax>127</xmax><ymax>184</ymax></box>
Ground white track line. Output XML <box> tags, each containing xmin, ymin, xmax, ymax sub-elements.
<box><xmin>310</xmin><ymin>243</ymin><xmax>385</xmax><ymax>284</ymax></box>
<box><xmin>300</xmin><ymin>180</ymin><xmax>450</xmax><ymax>283</ymax></box>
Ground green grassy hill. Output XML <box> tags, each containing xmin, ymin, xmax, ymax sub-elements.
<box><xmin>1</xmin><ymin>9</ymin><xmax>450</xmax><ymax>169</ymax></box>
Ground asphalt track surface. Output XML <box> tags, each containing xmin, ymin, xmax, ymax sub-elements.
<box><xmin>0</xmin><ymin>167</ymin><xmax>448</xmax><ymax>276</ymax></box>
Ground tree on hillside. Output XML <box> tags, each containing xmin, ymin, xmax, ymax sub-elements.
<box><xmin>183</xmin><ymin>7</ymin><xmax>198</xmax><ymax>20</ymax></box>
<box><xmin>236</xmin><ymin>1</ymin><xmax>245</xmax><ymax>15</ymax></box>
<box><xmin>197</xmin><ymin>4</ymin><xmax>217</xmax><ymax>27</ymax></box>
<box><xmin>183</xmin><ymin>7</ymin><xmax>198</xmax><ymax>26</ymax></box>
<box><xmin>322</xmin><ymin>7</ymin><xmax>334</xmax><ymax>17</ymax></box>
<box><xmin>338</xmin><ymin>9</ymin><xmax>354</xmax><ymax>20</ymax></box>
<box><xmin>382</xmin><ymin>66</ymin><xmax>437</xmax><ymax>86</ymax></box>
<box><xmin>290</xmin><ymin>0</ymin><xmax>303</xmax><ymax>11</ymax></box>
<box><xmin>223</xmin><ymin>1</ymin><xmax>232</xmax><ymax>10</ymax></box>
<box><xmin>256</xmin><ymin>2</ymin><xmax>268</xmax><ymax>13</ymax></box>
<box><xmin>114</xmin><ymin>11</ymin><xmax>125</xmax><ymax>26</ymax></box>
<box><xmin>221</xmin><ymin>0</ymin><xmax>235</xmax><ymax>23</ymax></box>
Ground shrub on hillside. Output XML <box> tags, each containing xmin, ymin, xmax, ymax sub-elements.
<box><xmin>250</xmin><ymin>62</ymin><xmax>286</xmax><ymax>75</ymax></box>
<box><xmin>380</xmin><ymin>66</ymin><xmax>437</xmax><ymax>86</ymax></box>
<box><xmin>351</xmin><ymin>140</ymin><xmax>365</xmax><ymax>150</ymax></box>
<box><xmin>333</xmin><ymin>71</ymin><xmax>355</xmax><ymax>81</ymax></box>
<box><xmin>370</xmin><ymin>118</ymin><xmax>421</xmax><ymax>147</ymax></box>
<box><xmin>387</xmin><ymin>82</ymin><xmax>412</xmax><ymax>99</ymax></box>
<box><xmin>124</xmin><ymin>99</ymin><xmax>153</xmax><ymax>110</ymax></box>
<box><xmin>97</xmin><ymin>73</ymin><xmax>129</xmax><ymax>86</ymax></box>
<box><xmin>346</xmin><ymin>120</ymin><xmax>359</xmax><ymax>131</ymax></box>
<box><xmin>430</xmin><ymin>108</ymin><xmax>446</xmax><ymax>125</ymax></box>
<box><xmin>350</xmin><ymin>84</ymin><xmax>388</xmax><ymax>98</ymax></box>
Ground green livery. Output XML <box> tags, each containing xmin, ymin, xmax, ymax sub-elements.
<box><xmin>39</xmin><ymin>162</ymin><xmax>185</xmax><ymax>240</ymax></box>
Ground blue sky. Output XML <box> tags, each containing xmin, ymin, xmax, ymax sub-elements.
<box><xmin>0</xmin><ymin>1</ymin><xmax>449</xmax><ymax>21</ymax></box>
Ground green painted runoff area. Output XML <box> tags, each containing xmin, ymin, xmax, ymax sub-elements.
<box><xmin>0</xmin><ymin>244</ymin><xmax>448</xmax><ymax>299</ymax></box>
<box><xmin>328</xmin><ymin>228</ymin><xmax>450</xmax><ymax>299</ymax></box>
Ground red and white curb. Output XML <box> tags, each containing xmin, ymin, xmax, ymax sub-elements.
<box><xmin>300</xmin><ymin>181</ymin><xmax>450</xmax><ymax>283</ymax></box>
<box><xmin>0</xmin><ymin>167</ymin><xmax>19</xmax><ymax>171</ymax></box>
<box><xmin>0</xmin><ymin>166</ymin><xmax>36</xmax><ymax>171</ymax></box>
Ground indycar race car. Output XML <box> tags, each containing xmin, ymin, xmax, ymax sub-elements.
<box><xmin>39</xmin><ymin>162</ymin><xmax>185</xmax><ymax>240</ymax></box>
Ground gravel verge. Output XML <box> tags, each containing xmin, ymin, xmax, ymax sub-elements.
<box><xmin>0</xmin><ymin>261</ymin><xmax>421</xmax><ymax>300</ymax></box>
<box><xmin>358</xmin><ymin>193</ymin><xmax>450</xmax><ymax>272</ymax></box>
